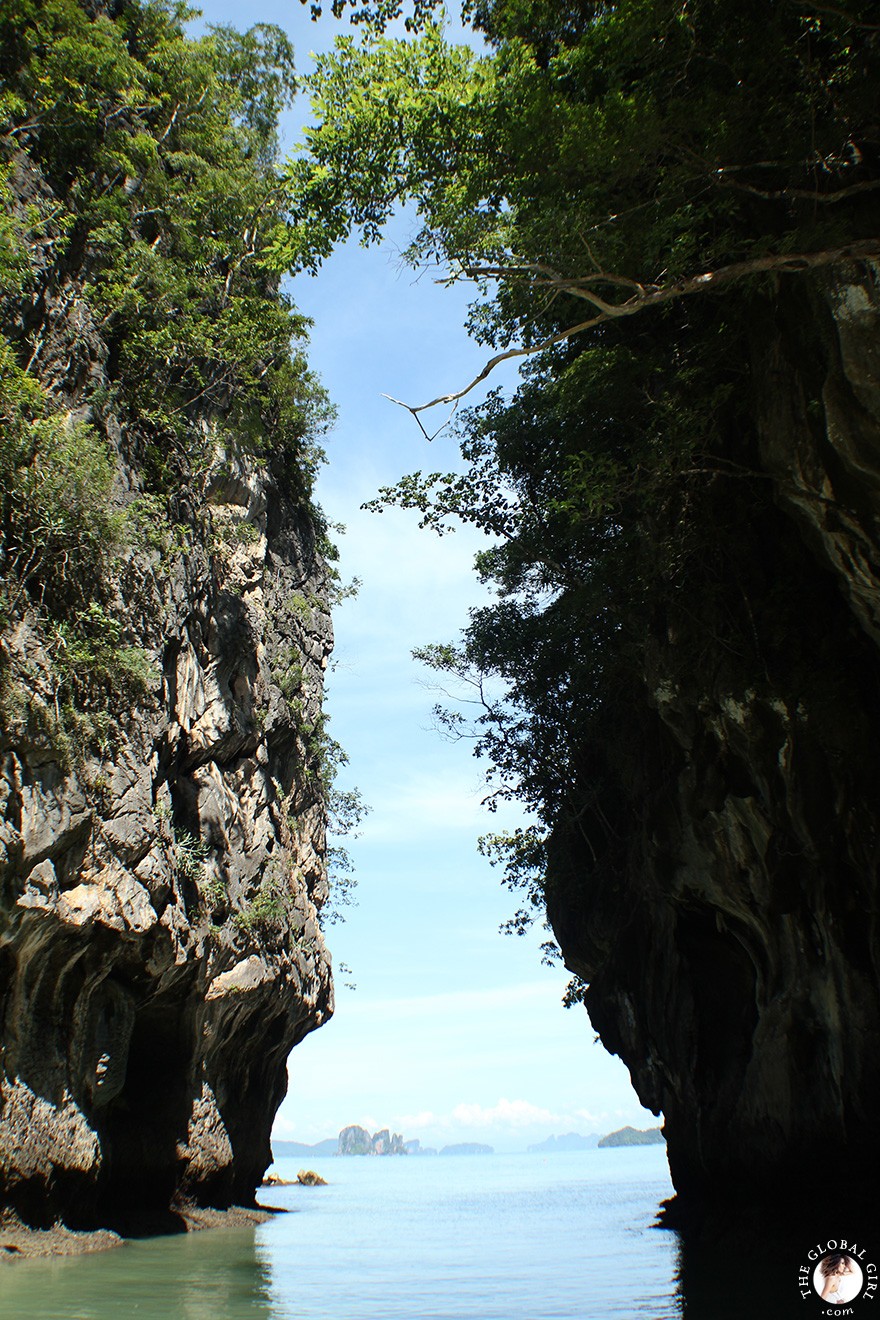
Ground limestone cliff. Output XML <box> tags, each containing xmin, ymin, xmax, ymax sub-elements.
<box><xmin>0</xmin><ymin>15</ymin><xmax>334</xmax><ymax>1235</ymax></box>
<box><xmin>0</xmin><ymin>460</ymin><xmax>334</xmax><ymax>1232</ymax></box>
<box><xmin>547</xmin><ymin>260</ymin><xmax>880</xmax><ymax>1225</ymax></box>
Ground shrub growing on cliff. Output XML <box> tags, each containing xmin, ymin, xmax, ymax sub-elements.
<box><xmin>0</xmin><ymin>372</ymin><xmax>123</xmax><ymax>617</ymax></box>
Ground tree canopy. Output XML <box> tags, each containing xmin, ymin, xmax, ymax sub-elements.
<box><xmin>288</xmin><ymin>0</ymin><xmax>879</xmax><ymax>401</ymax></box>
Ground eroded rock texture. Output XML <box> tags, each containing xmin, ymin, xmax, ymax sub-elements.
<box><xmin>547</xmin><ymin>261</ymin><xmax>880</xmax><ymax>1224</ymax></box>
<box><xmin>0</xmin><ymin>156</ymin><xmax>333</xmax><ymax>1234</ymax></box>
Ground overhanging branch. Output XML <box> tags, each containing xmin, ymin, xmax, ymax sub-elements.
<box><xmin>385</xmin><ymin>240</ymin><xmax>880</xmax><ymax>419</ymax></box>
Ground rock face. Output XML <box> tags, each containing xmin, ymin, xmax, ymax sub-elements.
<box><xmin>0</xmin><ymin>154</ymin><xmax>333</xmax><ymax>1233</ymax></box>
<box><xmin>295</xmin><ymin>1169</ymin><xmax>327</xmax><ymax>1186</ymax></box>
<box><xmin>547</xmin><ymin>261</ymin><xmax>880</xmax><ymax>1224</ymax></box>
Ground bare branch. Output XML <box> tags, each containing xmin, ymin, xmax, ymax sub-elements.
<box><xmin>444</xmin><ymin>261</ymin><xmax>648</xmax><ymax>296</ymax></box>
<box><xmin>157</xmin><ymin>103</ymin><xmax>180</xmax><ymax>145</ymax></box>
<box><xmin>381</xmin><ymin>393</ymin><xmax>458</xmax><ymax>440</ymax></box>
<box><xmin>714</xmin><ymin>175</ymin><xmax>880</xmax><ymax>205</ymax></box>
<box><xmin>386</xmin><ymin>240</ymin><xmax>880</xmax><ymax>417</ymax></box>
<box><xmin>789</xmin><ymin>1</ymin><xmax>880</xmax><ymax>29</ymax></box>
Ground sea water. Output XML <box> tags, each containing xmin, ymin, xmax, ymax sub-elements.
<box><xmin>0</xmin><ymin>1148</ymin><xmax>685</xmax><ymax>1319</ymax></box>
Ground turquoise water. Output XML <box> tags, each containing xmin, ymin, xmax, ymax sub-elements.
<box><xmin>0</xmin><ymin>1148</ymin><xmax>684</xmax><ymax>1319</ymax></box>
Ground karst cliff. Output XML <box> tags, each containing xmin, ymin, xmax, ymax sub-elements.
<box><xmin>0</xmin><ymin>1</ymin><xmax>333</xmax><ymax>1239</ymax></box>
<box><xmin>546</xmin><ymin>260</ymin><xmax>880</xmax><ymax>1228</ymax></box>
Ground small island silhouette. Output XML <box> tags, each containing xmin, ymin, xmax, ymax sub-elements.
<box><xmin>597</xmin><ymin>1126</ymin><xmax>665</xmax><ymax>1148</ymax></box>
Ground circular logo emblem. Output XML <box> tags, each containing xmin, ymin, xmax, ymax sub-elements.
<box><xmin>813</xmin><ymin>1253</ymin><xmax>863</xmax><ymax>1305</ymax></box>
<box><xmin>796</xmin><ymin>1238</ymin><xmax>878</xmax><ymax>1310</ymax></box>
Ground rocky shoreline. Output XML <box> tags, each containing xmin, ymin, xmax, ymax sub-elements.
<box><xmin>0</xmin><ymin>1203</ymin><xmax>276</xmax><ymax>1260</ymax></box>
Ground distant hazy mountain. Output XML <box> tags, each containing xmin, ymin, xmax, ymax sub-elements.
<box><xmin>527</xmin><ymin>1132</ymin><xmax>600</xmax><ymax>1153</ymax></box>
<box><xmin>272</xmin><ymin>1138</ymin><xmax>337</xmax><ymax>1158</ymax></box>
<box><xmin>597</xmin><ymin>1126</ymin><xmax>665</xmax><ymax>1148</ymax></box>
<box><xmin>439</xmin><ymin>1143</ymin><xmax>494</xmax><ymax>1156</ymax></box>
<box><xmin>404</xmin><ymin>1139</ymin><xmax>438</xmax><ymax>1156</ymax></box>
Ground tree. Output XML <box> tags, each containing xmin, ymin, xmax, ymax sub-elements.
<box><xmin>285</xmin><ymin>0</ymin><xmax>880</xmax><ymax>979</ymax></box>
<box><xmin>285</xmin><ymin>0</ymin><xmax>880</xmax><ymax>413</ymax></box>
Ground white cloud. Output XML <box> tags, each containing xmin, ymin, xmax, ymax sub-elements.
<box><xmin>327</xmin><ymin>504</ymin><xmax>491</xmax><ymax>622</ymax></box>
<box><xmin>450</xmin><ymin>1098</ymin><xmax>560</xmax><ymax>1129</ymax></box>
<box><xmin>573</xmin><ymin>1108</ymin><xmax>604</xmax><ymax>1127</ymax></box>
<box><xmin>358</xmin><ymin>775</ymin><xmax>498</xmax><ymax>843</ymax></box>
<box><xmin>396</xmin><ymin>1109</ymin><xmax>442</xmax><ymax>1130</ymax></box>
<box><xmin>396</xmin><ymin>1097</ymin><xmax>601</xmax><ymax>1136</ymax></box>
<box><xmin>389</xmin><ymin>1097</ymin><xmax>635</xmax><ymax>1148</ymax></box>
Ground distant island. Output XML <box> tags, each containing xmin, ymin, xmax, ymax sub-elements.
<box><xmin>275</xmin><ymin>1127</ymin><xmax>662</xmax><ymax>1158</ymax></box>
<box><xmin>439</xmin><ymin>1143</ymin><xmax>493</xmax><ymax>1156</ymax></box>
<box><xmin>337</xmin><ymin>1125</ymin><xmax>407</xmax><ymax>1156</ymax></box>
<box><xmin>404</xmin><ymin>1139</ymin><xmax>438</xmax><ymax>1156</ymax></box>
<box><xmin>598</xmin><ymin>1126</ymin><xmax>665</xmax><ymax>1148</ymax></box>
<box><xmin>273</xmin><ymin>1130</ymin><xmax>496</xmax><ymax>1158</ymax></box>
<box><xmin>527</xmin><ymin>1132</ymin><xmax>600</xmax><ymax>1153</ymax></box>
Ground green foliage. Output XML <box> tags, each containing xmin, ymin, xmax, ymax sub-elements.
<box><xmin>200</xmin><ymin>872</ymin><xmax>229</xmax><ymax>910</ymax></box>
<box><xmin>0</xmin><ymin>0</ymin><xmax>339</xmax><ymax>756</ymax></box>
<box><xmin>211</xmin><ymin>515</ymin><xmax>261</xmax><ymax>553</ymax></box>
<box><xmin>0</xmin><ymin>385</ymin><xmax>125</xmax><ymax>619</ymax></box>
<box><xmin>284</xmin><ymin>590</ymin><xmax>317</xmax><ymax>622</ymax></box>
<box><xmin>275</xmin><ymin>647</ymin><xmax>306</xmax><ymax>705</ymax></box>
<box><xmin>297</xmin><ymin>0</ymin><xmax>441</xmax><ymax>29</ymax></box>
<box><xmin>291</xmin><ymin>0</ymin><xmax>880</xmax><ymax>988</ymax></box>
<box><xmin>233</xmin><ymin>871</ymin><xmax>289</xmax><ymax>933</ymax></box>
<box><xmin>282</xmin><ymin>26</ymin><xmax>488</xmax><ymax>273</ymax></box>
<box><xmin>49</xmin><ymin>601</ymin><xmax>154</xmax><ymax>691</ymax></box>
<box><xmin>324</xmin><ymin>778</ymin><xmax>368</xmax><ymax>923</ymax></box>
<box><xmin>327</xmin><ymin>571</ymin><xmax>362</xmax><ymax>607</ymax></box>
<box><xmin>295</xmin><ymin>719</ymin><xmax>369</xmax><ymax>925</ymax></box>
<box><xmin>0</xmin><ymin>0</ymin><xmax>332</xmax><ymax>517</ymax></box>
<box><xmin>479</xmin><ymin>826</ymin><xmax>546</xmax><ymax>927</ymax></box>
<box><xmin>291</xmin><ymin>0</ymin><xmax>879</xmax><ymax>315</ymax></box>
<box><xmin>173</xmin><ymin>829</ymin><xmax>208</xmax><ymax>883</ymax></box>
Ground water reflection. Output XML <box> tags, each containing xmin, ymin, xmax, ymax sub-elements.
<box><xmin>254</xmin><ymin>1157</ymin><xmax>682</xmax><ymax>1320</ymax></box>
<box><xmin>673</xmin><ymin>1218</ymin><xmax>822</xmax><ymax>1320</ymax></box>
<box><xmin>3</xmin><ymin>1153</ymin><xmax>764</xmax><ymax>1320</ymax></box>
<box><xmin>0</xmin><ymin>1215</ymin><xmax>825</xmax><ymax>1320</ymax></box>
<box><xmin>0</xmin><ymin>1226</ymin><xmax>278</xmax><ymax>1320</ymax></box>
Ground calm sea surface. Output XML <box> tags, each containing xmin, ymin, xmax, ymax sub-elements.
<box><xmin>0</xmin><ymin>1148</ymin><xmax>686</xmax><ymax>1319</ymax></box>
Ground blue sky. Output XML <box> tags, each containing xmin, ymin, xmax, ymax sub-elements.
<box><xmin>193</xmin><ymin>1</ymin><xmax>658</xmax><ymax>1152</ymax></box>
